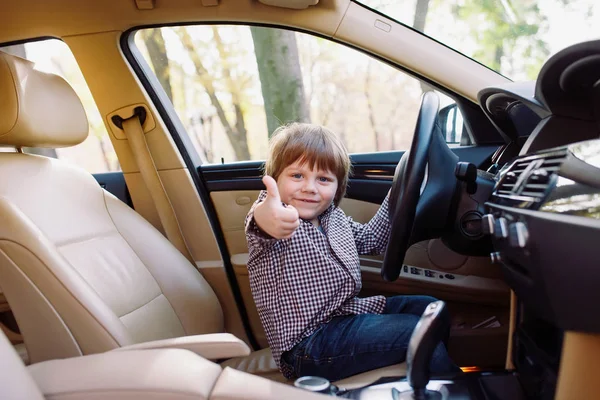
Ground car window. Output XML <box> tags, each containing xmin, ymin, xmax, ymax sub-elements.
<box><xmin>358</xmin><ymin>0</ymin><xmax>599</xmax><ymax>81</ymax></box>
<box><xmin>133</xmin><ymin>25</ymin><xmax>467</xmax><ymax>164</ymax></box>
<box><xmin>0</xmin><ymin>40</ymin><xmax>120</xmax><ymax>173</ymax></box>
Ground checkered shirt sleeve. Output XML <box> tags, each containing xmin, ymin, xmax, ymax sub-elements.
<box><xmin>245</xmin><ymin>191</ymin><xmax>390</xmax><ymax>379</ymax></box>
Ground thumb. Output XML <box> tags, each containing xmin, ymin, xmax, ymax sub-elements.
<box><xmin>262</xmin><ymin>175</ymin><xmax>281</xmax><ymax>203</ymax></box>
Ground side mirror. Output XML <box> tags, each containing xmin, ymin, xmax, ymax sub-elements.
<box><xmin>438</xmin><ymin>103</ymin><xmax>468</xmax><ymax>145</ymax></box>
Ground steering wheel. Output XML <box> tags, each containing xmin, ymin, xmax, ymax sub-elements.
<box><xmin>381</xmin><ymin>91</ymin><xmax>440</xmax><ymax>281</ymax></box>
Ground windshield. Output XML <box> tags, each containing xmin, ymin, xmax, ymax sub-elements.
<box><xmin>357</xmin><ymin>0</ymin><xmax>599</xmax><ymax>81</ymax></box>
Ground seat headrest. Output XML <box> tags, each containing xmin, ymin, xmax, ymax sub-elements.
<box><xmin>0</xmin><ymin>51</ymin><xmax>88</xmax><ymax>148</ymax></box>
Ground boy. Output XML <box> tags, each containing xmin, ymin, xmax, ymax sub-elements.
<box><xmin>245</xmin><ymin>123</ymin><xmax>457</xmax><ymax>381</ymax></box>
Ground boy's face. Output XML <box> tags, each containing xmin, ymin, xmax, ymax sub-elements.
<box><xmin>277</xmin><ymin>159</ymin><xmax>338</xmax><ymax>225</ymax></box>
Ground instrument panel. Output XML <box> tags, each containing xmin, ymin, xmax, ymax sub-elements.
<box><xmin>483</xmin><ymin>139</ymin><xmax>600</xmax><ymax>333</ymax></box>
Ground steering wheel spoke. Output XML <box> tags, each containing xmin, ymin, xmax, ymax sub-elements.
<box><xmin>382</xmin><ymin>91</ymin><xmax>441</xmax><ymax>281</ymax></box>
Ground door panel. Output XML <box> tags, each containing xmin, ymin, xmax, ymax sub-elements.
<box><xmin>230</xmin><ymin>252</ymin><xmax>269</xmax><ymax>349</ymax></box>
<box><xmin>202</xmin><ymin>144</ymin><xmax>509</xmax><ymax>367</ymax></box>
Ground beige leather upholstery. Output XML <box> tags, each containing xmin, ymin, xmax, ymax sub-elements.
<box><xmin>30</xmin><ymin>349</ymin><xmax>223</xmax><ymax>400</ymax></box>
<box><xmin>0</xmin><ymin>330</ymin><xmax>330</xmax><ymax>400</ymax></box>
<box><xmin>0</xmin><ymin>50</ymin><xmax>224</xmax><ymax>362</ymax></box>
<box><xmin>0</xmin><ymin>52</ymin><xmax>88</xmax><ymax>148</ymax></box>
<box><xmin>211</xmin><ymin>367</ymin><xmax>328</xmax><ymax>400</ymax></box>
<box><xmin>0</xmin><ymin>50</ymin><xmax>406</xmax><ymax>387</ymax></box>
<box><xmin>221</xmin><ymin>347</ymin><xmax>287</xmax><ymax>383</ymax></box>
<box><xmin>0</xmin><ymin>332</ymin><xmax>44</xmax><ymax>400</ymax></box>
<box><xmin>112</xmin><ymin>333</ymin><xmax>251</xmax><ymax>360</ymax></box>
<box><xmin>0</xmin><ymin>152</ymin><xmax>226</xmax><ymax>360</ymax></box>
<box><xmin>120</xmin><ymin>114</ymin><xmax>195</xmax><ymax>263</ymax></box>
<box><xmin>31</xmin><ymin>349</ymin><xmax>329</xmax><ymax>399</ymax></box>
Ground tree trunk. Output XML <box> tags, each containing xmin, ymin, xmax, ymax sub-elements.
<box><xmin>494</xmin><ymin>45</ymin><xmax>504</xmax><ymax>72</ymax></box>
<box><xmin>140</xmin><ymin>29</ymin><xmax>174</xmax><ymax>103</ymax></box>
<box><xmin>177</xmin><ymin>28</ymin><xmax>251</xmax><ymax>161</ymax></box>
<box><xmin>413</xmin><ymin>0</ymin><xmax>430</xmax><ymax>32</ymax></box>
<box><xmin>365</xmin><ymin>62</ymin><xmax>380</xmax><ymax>151</ymax></box>
<box><xmin>250</xmin><ymin>27</ymin><xmax>310</xmax><ymax>137</ymax></box>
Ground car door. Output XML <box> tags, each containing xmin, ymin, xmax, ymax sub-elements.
<box><xmin>131</xmin><ymin>22</ymin><xmax>510</xmax><ymax>369</ymax></box>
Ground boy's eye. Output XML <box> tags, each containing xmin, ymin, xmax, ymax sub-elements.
<box><xmin>291</xmin><ymin>173</ymin><xmax>302</xmax><ymax>179</ymax></box>
<box><xmin>319</xmin><ymin>176</ymin><xmax>333</xmax><ymax>183</ymax></box>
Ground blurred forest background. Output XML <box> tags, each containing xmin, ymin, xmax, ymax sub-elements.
<box><xmin>2</xmin><ymin>0</ymin><xmax>597</xmax><ymax>172</ymax></box>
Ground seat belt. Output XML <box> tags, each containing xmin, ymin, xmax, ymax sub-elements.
<box><xmin>114</xmin><ymin>107</ymin><xmax>194</xmax><ymax>263</ymax></box>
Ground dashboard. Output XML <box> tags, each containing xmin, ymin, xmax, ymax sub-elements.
<box><xmin>475</xmin><ymin>39</ymin><xmax>600</xmax><ymax>397</ymax></box>
<box><xmin>478</xmin><ymin>38</ymin><xmax>600</xmax><ymax>330</ymax></box>
<box><xmin>485</xmin><ymin>140</ymin><xmax>600</xmax><ymax>331</ymax></box>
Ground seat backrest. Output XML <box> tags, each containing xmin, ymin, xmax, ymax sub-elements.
<box><xmin>0</xmin><ymin>331</ymin><xmax>44</xmax><ymax>400</ymax></box>
<box><xmin>0</xmin><ymin>51</ymin><xmax>224</xmax><ymax>363</ymax></box>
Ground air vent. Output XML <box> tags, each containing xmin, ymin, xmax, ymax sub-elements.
<box><xmin>495</xmin><ymin>150</ymin><xmax>567</xmax><ymax>200</ymax></box>
<box><xmin>520</xmin><ymin>154</ymin><xmax>565</xmax><ymax>197</ymax></box>
<box><xmin>496</xmin><ymin>159</ymin><xmax>530</xmax><ymax>196</ymax></box>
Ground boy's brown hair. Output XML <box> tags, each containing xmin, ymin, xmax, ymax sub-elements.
<box><xmin>265</xmin><ymin>123</ymin><xmax>351</xmax><ymax>207</ymax></box>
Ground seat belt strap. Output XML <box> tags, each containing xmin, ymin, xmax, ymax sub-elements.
<box><xmin>119</xmin><ymin>110</ymin><xmax>194</xmax><ymax>263</ymax></box>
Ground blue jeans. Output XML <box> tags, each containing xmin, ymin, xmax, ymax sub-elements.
<box><xmin>281</xmin><ymin>295</ymin><xmax>459</xmax><ymax>381</ymax></box>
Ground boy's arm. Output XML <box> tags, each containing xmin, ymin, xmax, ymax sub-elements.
<box><xmin>347</xmin><ymin>191</ymin><xmax>391</xmax><ymax>255</ymax></box>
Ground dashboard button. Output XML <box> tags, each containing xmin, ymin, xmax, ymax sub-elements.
<box><xmin>444</xmin><ymin>274</ymin><xmax>455</xmax><ymax>280</ymax></box>
<box><xmin>481</xmin><ymin>214</ymin><xmax>495</xmax><ymax>235</ymax></box>
<box><xmin>509</xmin><ymin>222</ymin><xmax>529</xmax><ymax>248</ymax></box>
<box><xmin>494</xmin><ymin>218</ymin><xmax>508</xmax><ymax>239</ymax></box>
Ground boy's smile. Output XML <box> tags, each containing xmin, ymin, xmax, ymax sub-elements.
<box><xmin>277</xmin><ymin>160</ymin><xmax>338</xmax><ymax>226</ymax></box>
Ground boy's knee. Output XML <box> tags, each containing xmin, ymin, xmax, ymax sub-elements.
<box><xmin>419</xmin><ymin>295</ymin><xmax>438</xmax><ymax>305</ymax></box>
<box><xmin>412</xmin><ymin>295</ymin><xmax>439</xmax><ymax>314</ymax></box>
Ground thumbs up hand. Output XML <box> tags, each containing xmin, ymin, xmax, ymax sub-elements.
<box><xmin>253</xmin><ymin>175</ymin><xmax>300</xmax><ymax>239</ymax></box>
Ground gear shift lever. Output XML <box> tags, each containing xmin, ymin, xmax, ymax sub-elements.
<box><xmin>405</xmin><ymin>301</ymin><xmax>449</xmax><ymax>399</ymax></box>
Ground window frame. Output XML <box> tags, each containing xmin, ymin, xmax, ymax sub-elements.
<box><xmin>121</xmin><ymin>22</ymin><xmax>504</xmax><ymax>167</ymax></box>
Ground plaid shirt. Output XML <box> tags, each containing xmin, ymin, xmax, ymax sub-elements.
<box><xmin>245</xmin><ymin>191</ymin><xmax>391</xmax><ymax>378</ymax></box>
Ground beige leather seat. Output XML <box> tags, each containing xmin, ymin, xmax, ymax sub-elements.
<box><xmin>0</xmin><ymin>331</ymin><xmax>331</xmax><ymax>400</ymax></box>
<box><xmin>0</xmin><ymin>51</ymin><xmax>405</xmax><ymax>389</ymax></box>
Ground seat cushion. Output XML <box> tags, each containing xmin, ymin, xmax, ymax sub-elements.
<box><xmin>222</xmin><ymin>347</ymin><xmax>406</xmax><ymax>389</ymax></box>
<box><xmin>221</xmin><ymin>348</ymin><xmax>287</xmax><ymax>383</ymax></box>
<box><xmin>14</xmin><ymin>343</ymin><xmax>29</xmax><ymax>365</ymax></box>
